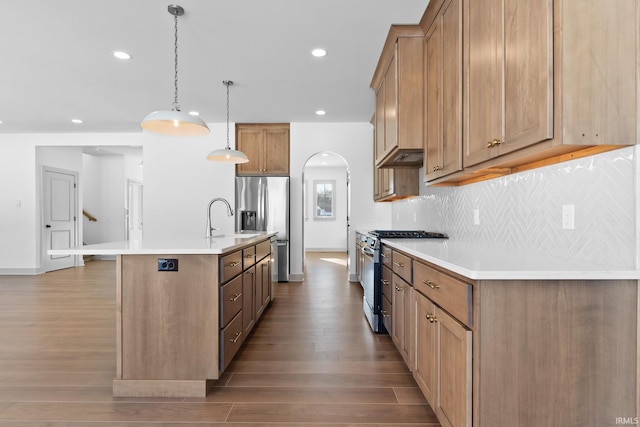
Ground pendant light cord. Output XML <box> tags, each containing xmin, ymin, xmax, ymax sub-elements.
<box><xmin>172</xmin><ymin>12</ymin><xmax>180</xmax><ymax>111</ymax></box>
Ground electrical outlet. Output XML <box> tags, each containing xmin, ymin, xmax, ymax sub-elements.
<box><xmin>562</xmin><ymin>205</ymin><xmax>575</xmax><ymax>230</ymax></box>
<box><xmin>473</xmin><ymin>209</ymin><xmax>480</xmax><ymax>226</ymax></box>
<box><xmin>158</xmin><ymin>258</ymin><xmax>179</xmax><ymax>271</ymax></box>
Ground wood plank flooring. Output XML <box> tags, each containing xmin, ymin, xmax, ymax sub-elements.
<box><xmin>0</xmin><ymin>252</ymin><xmax>440</xmax><ymax>426</ymax></box>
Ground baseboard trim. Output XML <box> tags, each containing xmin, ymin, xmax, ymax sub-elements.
<box><xmin>0</xmin><ymin>267</ymin><xmax>43</xmax><ymax>275</ymax></box>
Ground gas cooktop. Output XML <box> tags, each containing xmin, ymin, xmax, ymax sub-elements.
<box><xmin>369</xmin><ymin>230</ymin><xmax>448</xmax><ymax>239</ymax></box>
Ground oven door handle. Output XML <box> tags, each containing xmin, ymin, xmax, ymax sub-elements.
<box><xmin>361</xmin><ymin>246</ymin><xmax>375</xmax><ymax>257</ymax></box>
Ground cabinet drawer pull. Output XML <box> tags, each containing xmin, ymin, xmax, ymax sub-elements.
<box><xmin>429</xmin><ymin>314</ymin><xmax>438</xmax><ymax>323</ymax></box>
<box><xmin>245</xmin><ymin>254</ymin><xmax>256</xmax><ymax>259</ymax></box>
<box><xmin>393</xmin><ymin>261</ymin><xmax>404</xmax><ymax>268</ymax></box>
<box><xmin>381</xmin><ymin>310</ymin><xmax>390</xmax><ymax>318</ymax></box>
<box><xmin>228</xmin><ymin>261</ymin><xmax>241</xmax><ymax>267</ymax></box>
<box><xmin>380</xmin><ymin>253</ymin><xmax>388</xmax><ymax>258</ymax></box>
<box><xmin>395</xmin><ymin>286</ymin><xmax>404</xmax><ymax>292</ymax></box>
<box><xmin>487</xmin><ymin>138</ymin><xmax>502</xmax><ymax>148</ymax></box>
<box><xmin>229</xmin><ymin>293</ymin><xmax>241</xmax><ymax>302</ymax></box>
<box><xmin>424</xmin><ymin>280</ymin><xmax>440</xmax><ymax>290</ymax></box>
<box><xmin>230</xmin><ymin>331</ymin><xmax>243</xmax><ymax>343</ymax></box>
<box><xmin>382</xmin><ymin>279</ymin><xmax>390</xmax><ymax>285</ymax></box>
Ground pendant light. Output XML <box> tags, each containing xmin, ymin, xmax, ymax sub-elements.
<box><xmin>206</xmin><ymin>81</ymin><xmax>249</xmax><ymax>163</ymax></box>
<box><xmin>141</xmin><ymin>5</ymin><xmax>209</xmax><ymax>136</ymax></box>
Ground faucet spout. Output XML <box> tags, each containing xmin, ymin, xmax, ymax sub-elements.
<box><xmin>206</xmin><ymin>197</ymin><xmax>234</xmax><ymax>238</ymax></box>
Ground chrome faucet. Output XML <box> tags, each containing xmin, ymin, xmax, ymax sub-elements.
<box><xmin>206</xmin><ymin>197</ymin><xmax>234</xmax><ymax>238</ymax></box>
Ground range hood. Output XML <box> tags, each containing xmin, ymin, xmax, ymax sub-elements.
<box><xmin>377</xmin><ymin>149</ymin><xmax>424</xmax><ymax>168</ymax></box>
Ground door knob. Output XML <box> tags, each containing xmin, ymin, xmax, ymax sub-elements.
<box><xmin>45</xmin><ymin>224</ymin><xmax>51</xmax><ymax>228</ymax></box>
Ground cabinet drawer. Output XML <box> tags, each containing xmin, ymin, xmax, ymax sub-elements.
<box><xmin>414</xmin><ymin>261</ymin><xmax>472</xmax><ymax>327</ymax></box>
<box><xmin>381</xmin><ymin>245</ymin><xmax>392</xmax><ymax>268</ymax></box>
<box><xmin>242</xmin><ymin>246</ymin><xmax>256</xmax><ymax>269</ymax></box>
<box><xmin>220</xmin><ymin>274</ymin><xmax>243</xmax><ymax>328</ymax></box>
<box><xmin>220</xmin><ymin>311</ymin><xmax>243</xmax><ymax>372</ymax></box>
<box><xmin>392</xmin><ymin>251</ymin><xmax>412</xmax><ymax>283</ymax></box>
<box><xmin>382</xmin><ymin>265</ymin><xmax>393</xmax><ymax>300</ymax></box>
<box><xmin>220</xmin><ymin>250</ymin><xmax>243</xmax><ymax>283</ymax></box>
<box><xmin>381</xmin><ymin>294</ymin><xmax>392</xmax><ymax>334</ymax></box>
<box><xmin>256</xmin><ymin>239</ymin><xmax>271</xmax><ymax>261</ymax></box>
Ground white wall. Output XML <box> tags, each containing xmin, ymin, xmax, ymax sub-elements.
<box><xmin>143</xmin><ymin>123</ymin><xmax>236</xmax><ymax>241</ymax></box>
<box><xmin>290</xmin><ymin>123</ymin><xmax>392</xmax><ymax>281</ymax></box>
<box><xmin>0</xmin><ymin>142</ymin><xmax>37</xmax><ymax>273</ymax></box>
<box><xmin>304</xmin><ymin>166</ymin><xmax>348</xmax><ymax>251</ymax></box>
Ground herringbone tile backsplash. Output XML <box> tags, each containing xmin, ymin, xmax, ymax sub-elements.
<box><xmin>392</xmin><ymin>146</ymin><xmax>637</xmax><ymax>268</ymax></box>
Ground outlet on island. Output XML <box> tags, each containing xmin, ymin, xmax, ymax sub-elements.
<box><xmin>157</xmin><ymin>258</ymin><xmax>179</xmax><ymax>271</ymax></box>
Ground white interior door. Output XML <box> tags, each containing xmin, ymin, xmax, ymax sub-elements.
<box><xmin>126</xmin><ymin>179</ymin><xmax>143</xmax><ymax>241</ymax></box>
<box><xmin>43</xmin><ymin>168</ymin><xmax>78</xmax><ymax>272</ymax></box>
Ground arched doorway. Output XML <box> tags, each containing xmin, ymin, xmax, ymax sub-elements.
<box><xmin>302</xmin><ymin>151</ymin><xmax>351</xmax><ymax>271</ymax></box>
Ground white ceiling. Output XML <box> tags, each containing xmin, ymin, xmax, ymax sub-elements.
<box><xmin>0</xmin><ymin>0</ymin><xmax>429</xmax><ymax>134</ymax></box>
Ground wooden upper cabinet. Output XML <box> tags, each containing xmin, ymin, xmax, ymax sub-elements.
<box><xmin>424</xmin><ymin>0</ymin><xmax>463</xmax><ymax>182</ymax></box>
<box><xmin>236</xmin><ymin>124</ymin><xmax>290</xmax><ymax>176</ymax></box>
<box><xmin>466</xmin><ymin>0</ymin><xmax>553</xmax><ymax>167</ymax></box>
<box><xmin>371</xmin><ymin>25</ymin><xmax>425</xmax><ymax>168</ymax></box>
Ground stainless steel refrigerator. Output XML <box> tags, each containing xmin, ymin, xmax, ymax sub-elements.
<box><xmin>235</xmin><ymin>176</ymin><xmax>289</xmax><ymax>282</ymax></box>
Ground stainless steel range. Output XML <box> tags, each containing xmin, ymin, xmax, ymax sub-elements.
<box><xmin>362</xmin><ymin>230</ymin><xmax>447</xmax><ymax>333</ymax></box>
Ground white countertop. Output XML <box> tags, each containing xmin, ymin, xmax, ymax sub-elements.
<box><xmin>48</xmin><ymin>232</ymin><xmax>277</xmax><ymax>256</ymax></box>
<box><xmin>380</xmin><ymin>238</ymin><xmax>640</xmax><ymax>281</ymax></box>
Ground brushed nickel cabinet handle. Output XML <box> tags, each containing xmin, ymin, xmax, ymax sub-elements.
<box><xmin>381</xmin><ymin>310</ymin><xmax>390</xmax><ymax>318</ymax></box>
<box><xmin>380</xmin><ymin>253</ymin><xmax>388</xmax><ymax>258</ymax></box>
<box><xmin>228</xmin><ymin>261</ymin><xmax>241</xmax><ymax>267</ymax></box>
<box><xmin>229</xmin><ymin>293</ymin><xmax>241</xmax><ymax>302</ymax></box>
<box><xmin>393</xmin><ymin>261</ymin><xmax>404</xmax><ymax>268</ymax></box>
<box><xmin>382</xmin><ymin>279</ymin><xmax>390</xmax><ymax>285</ymax></box>
<box><xmin>230</xmin><ymin>331</ymin><xmax>242</xmax><ymax>343</ymax></box>
<box><xmin>245</xmin><ymin>254</ymin><xmax>256</xmax><ymax>259</ymax></box>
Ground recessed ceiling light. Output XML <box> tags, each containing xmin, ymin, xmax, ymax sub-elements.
<box><xmin>113</xmin><ymin>50</ymin><xmax>132</xmax><ymax>61</ymax></box>
<box><xmin>71</xmin><ymin>119</ymin><xmax>83</xmax><ymax>124</ymax></box>
<box><xmin>311</xmin><ymin>48</ymin><xmax>327</xmax><ymax>58</ymax></box>
<box><xmin>321</xmin><ymin>153</ymin><xmax>329</xmax><ymax>157</ymax></box>
<box><xmin>316</xmin><ymin>110</ymin><xmax>326</xmax><ymax>116</ymax></box>
<box><xmin>0</xmin><ymin>120</ymin><xmax>3</xmax><ymax>124</ymax></box>
<box><xmin>188</xmin><ymin>111</ymin><xmax>200</xmax><ymax>116</ymax></box>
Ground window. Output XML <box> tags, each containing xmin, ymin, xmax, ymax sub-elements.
<box><xmin>313</xmin><ymin>180</ymin><xmax>335</xmax><ymax>220</ymax></box>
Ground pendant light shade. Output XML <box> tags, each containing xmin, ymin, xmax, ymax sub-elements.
<box><xmin>141</xmin><ymin>5</ymin><xmax>209</xmax><ymax>136</ymax></box>
<box><xmin>141</xmin><ymin>110</ymin><xmax>209</xmax><ymax>136</ymax></box>
<box><xmin>207</xmin><ymin>81</ymin><xmax>249</xmax><ymax>164</ymax></box>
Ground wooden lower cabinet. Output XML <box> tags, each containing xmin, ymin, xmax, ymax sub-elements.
<box><xmin>391</xmin><ymin>273</ymin><xmax>413</xmax><ymax>368</ymax></box>
<box><xmin>241</xmin><ymin>266</ymin><xmax>256</xmax><ymax>337</ymax></box>
<box><xmin>414</xmin><ymin>290</ymin><xmax>471</xmax><ymax>427</ymax></box>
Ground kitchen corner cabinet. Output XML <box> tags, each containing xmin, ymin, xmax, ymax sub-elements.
<box><xmin>423</xmin><ymin>0</ymin><xmax>463</xmax><ymax>182</ymax></box>
<box><xmin>236</xmin><ymin>123</ymin><xmax>290</xmax><ymax>176</ymax></box>
<box><xmin>371</xmin><ymin>25</ymin><xmax>424</xmax><ymax>168</ymax></box>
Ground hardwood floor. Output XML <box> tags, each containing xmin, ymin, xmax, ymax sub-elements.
<box><xmin>0</xmin><ymin>252</ymin><xmax>440</xmax><ymax>426</ymax></box>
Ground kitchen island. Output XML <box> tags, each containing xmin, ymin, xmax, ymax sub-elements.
<box><xmin>50</xmin><ymin>232</ymin><xmax>277</xmax><ymax>398</ymax></box>
<box><xmin>377</xmin><ymin>237</ymin><xmax>639</xmax><ymax>427</ymax></box>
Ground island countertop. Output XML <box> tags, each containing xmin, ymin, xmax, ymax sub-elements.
<box><xmin>379</xmin><ymin>238</ymin><xmax>640</xmax><ymax>281</ymax></box>
<box><xmin>48</xmin><ymin>231</ymin><xmax>277</xmax><ymax>256</ymax></box>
